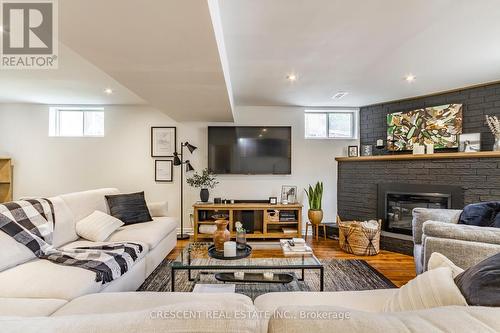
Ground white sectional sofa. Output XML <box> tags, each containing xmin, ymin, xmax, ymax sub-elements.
<box><xmin>1</xmin><ymin>189</ymin><xmax>499</xmax><ymax>332</ymax></box>
<box><xmin>0</xmin><ymin>188</ymin><xmax>177</xmax><ymax>309</ymax></box>
<box><xmin>1</xmin><ymin>291</ymin><xmax>499</xmax><ymax>333</ymax></box>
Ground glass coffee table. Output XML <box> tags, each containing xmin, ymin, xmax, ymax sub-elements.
<box><xmin>171</xmin><ymin>242</ymin><xmax>324</xmax><ymax>291</ymax></box>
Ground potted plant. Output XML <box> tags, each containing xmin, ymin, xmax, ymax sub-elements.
<box><xmin>305</xmin><ymin>181</ymin><xmax>323</xmax><ymax>225</ymax></box>
<box><xmin>186</xmin><ymin>168</ymin><xmax>219</xmax><ymax>202</ymax></box>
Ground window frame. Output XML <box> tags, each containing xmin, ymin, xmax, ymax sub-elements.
<box><xmin>304</xmin><ymin>109</ymin><xmax>358</xmax><ymax>140</ymax></box>
<box><xmin>49</xmin><ymin>107</ymin><xmax>105</xmax><ymax>137</ymax></box>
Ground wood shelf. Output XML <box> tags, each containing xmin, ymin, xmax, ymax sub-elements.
<box><xmin>335</xmin><ymin>151</ymin><xmax>500</xmax><ymax>162</ymax></box>
<box><xmin>195</xmin><ymin>232</ymin><xmax>299</xmax><ymax>239</ymax></box>
<box><xmin>0</xmin><ymin>158</ymin><xmax>12</xmax><ymax>203</ymax></box>
<box><xmin>193</xmin><ymin>203</ymin><xmax>302</xmax><ymax>209</ymax></box>
<box><xmin>193</xmin><ymin>202</ymin><xmax>302</xmax><ymax>241</ymax></box>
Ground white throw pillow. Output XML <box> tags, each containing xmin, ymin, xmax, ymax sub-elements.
<box><xmin>383</xmin><ymin>267</ymin><xmax>467</xmax><ymax>312</ymax></box>
<box><xmin>147</xmin><ymin>201</ymin><xmax>168</xmax><ymax>217</ymax></box>
<box><xmin>428</xmin><ymin>252</ymin><xmax>464</xmax><ymax>278</ymax></box>
<box><xmin>76</xmin><ymin>210</ymin><xmax>124</xmax><ymax>242</ymax></box>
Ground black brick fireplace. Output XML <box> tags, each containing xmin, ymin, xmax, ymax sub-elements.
<box><xmin>336</xmin><ymin>156</ymin><xmax>500</xmax><ymax>255</ymax></box>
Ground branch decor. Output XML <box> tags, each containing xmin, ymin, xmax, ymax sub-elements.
<box><xmin>186</xmin><ymin>168</ymin><xmax>218</xmax><ymax>189</ymax></box>
<box><xmin>486</xmin><ymin>115</ymin><xmax>500</xmax><ymax>140</ymax></box>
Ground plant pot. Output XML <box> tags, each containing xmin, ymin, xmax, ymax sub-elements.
<box><xmin>308</xmin><ymin>209</ymin><xmax>323</xmax><ymax>225</ymax></box>
<box><xmin>213</xmin><ymin>219</ymin><xmax>230</xmax><ymax>252</ymax></box>
<box><xmin>200</xmin><ymin>188</ymin><xmax>209</xmax><ymax>202</ymax></box>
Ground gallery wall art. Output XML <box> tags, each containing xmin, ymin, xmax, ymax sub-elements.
<box><xmin>387</xmin><ymin>104</ymin><xmax>463</xmax><ymax>151</ymax></box>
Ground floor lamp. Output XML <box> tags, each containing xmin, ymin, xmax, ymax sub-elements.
<box><xmin>173</xmin><ymin>142</ymin><xmax>197</xmax><ymax>240</ymax></box>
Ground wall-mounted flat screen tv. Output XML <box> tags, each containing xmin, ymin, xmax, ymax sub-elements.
<box><xmin>208</xmin><ymin>126</ymin><xmax>291</xmax><ymax>175</ymax></box>
<box><xmin>387</xmin><ymin>103</ymin><xmax>463</xmax><ymax>151</ymax></box>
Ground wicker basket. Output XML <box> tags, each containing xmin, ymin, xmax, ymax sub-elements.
<box><xmin>337</xmin><ymin>217</ymin><xmax>381</xmax><ymax>256</ymax></box>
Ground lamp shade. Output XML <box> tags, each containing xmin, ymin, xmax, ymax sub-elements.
<box><xmin>185</xmin><ymin>161</ymin><xmax>194</xmax><ymax>172</ymax></box>
<box><xmin>184</xmin><ymin>142</ymin><xmax>197</xmax><ymax>154</ymax></box>
<box><xmin>173</xmin><ymin>152</ymin><xmax>182</xmax><ymax>166</ymax></box>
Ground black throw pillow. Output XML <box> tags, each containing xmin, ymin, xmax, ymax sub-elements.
<box><xmin>454</xmin><ymin>252</ymin><xmax>500</xmax><ymax>306</ymax></box>
<box><xmin>458</xmin><ymin>202</ymin><xmax>500</xmax><ymax>228</ymax></box>
<box><xmin>105</xmin><ymin>191</ymin><xmax>152</xmax><ymax>225</ymax></box>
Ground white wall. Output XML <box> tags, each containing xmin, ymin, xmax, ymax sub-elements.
<box><xmin>182</xmin><ymin>106</ymin><xmax>359</xmax><ymax>225</ymax></box>
<box><xmin>0</xmin><ymin>104</ymin><xmax>358</xmax><ymax>230</ymax></box>
<box><xmin>0</xmin><ymin>104</ymin><xmax>182</xmax><ymax>222</ymax></box>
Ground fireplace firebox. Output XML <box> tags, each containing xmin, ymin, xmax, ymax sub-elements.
<box><xmin>377</xmin><ymin>183</ymin><xmax>463</xmax><ymax>235</ymax></box>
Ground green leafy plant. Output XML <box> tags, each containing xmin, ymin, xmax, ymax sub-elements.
<box><xmin>304</xmin><ymin>181</ymin><xmax>323</xmax><ymax>210</ymax></box>
<box><xmin>186</xmin><ymin>168</ymin><xmax>219</xmax><ymax>189</ymax></box>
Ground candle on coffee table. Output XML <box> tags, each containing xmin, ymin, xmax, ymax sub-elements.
<box><xmin>224</xmin><ymin>241</ymin><xmax>237</xmax><ymax>257</ymax></box>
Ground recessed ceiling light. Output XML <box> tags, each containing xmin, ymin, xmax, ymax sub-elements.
<box><xmin>104</xmin><ymin>88</ymin><xmax>113</xmax><ymax>95</ymax></box>
<box><xmin>332</xmin><ymin>92</ymin><xmax>348</xmax><ymax>100</ymax></box>
<box><xmin>286</xmin><ymin>74</ymin><xmax>297</xmax><ymax>82</ymax></box>
<box><xmin>405</xmin><ymin>74</ymin><xmax>416</xmax><ymax>83</ymax></box>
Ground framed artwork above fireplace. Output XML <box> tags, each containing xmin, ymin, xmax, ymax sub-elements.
<box><xmin>387</xmin><ymin>104</ymin><xmax>463</xmax><ymax>151</ymax></box>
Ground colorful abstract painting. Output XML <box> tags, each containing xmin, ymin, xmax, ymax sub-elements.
<box><xmin>387</xmin><ymin>104</ymin><xmax>463</xmax><ymax>151</ymax></box>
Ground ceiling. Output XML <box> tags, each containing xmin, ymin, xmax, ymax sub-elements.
<box><xmin>0</xmin><ymin>43</ymin><xmax>145</xmax><ymax>105</ymax></box>
<box><xmin>0</xmin><ymin>0</ymin><xmax>499</xmax><ymax>120</ymax></box>
<box><xmin>0</xmin><ymin>0</ymin><xmax>234</xmax><ymax>122</ymax></box>
<box><xmin>218</xmin><ymin>0</ymin><xmax>500</xmax><ymax>107</ymax></box>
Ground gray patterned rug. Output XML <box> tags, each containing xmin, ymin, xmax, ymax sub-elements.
<box><xmin>138</xmin><ymin>258</ymin><xmax>396</xmax><ymax>300</ymax></box>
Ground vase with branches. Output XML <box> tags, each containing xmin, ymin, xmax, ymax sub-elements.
<box><xmin>486</xmin><ymin>115</ymin><xmax>500</xmax><ymax>151</ymax></box>
<box><xmin>186</xmin><ymin>168</ymin><xmax>219</xmax><ymax>202</ymax></box>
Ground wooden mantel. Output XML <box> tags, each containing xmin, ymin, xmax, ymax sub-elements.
<box><xmin>335</xmin><ymin>151</ymin><xmax>500</xmax><ymax>162</ymax></box>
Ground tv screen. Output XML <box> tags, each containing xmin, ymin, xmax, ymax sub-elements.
<box><xmin>208</xmin><ymin>126</ymin><xmax>291</xmax><ymax>175</ymax></box>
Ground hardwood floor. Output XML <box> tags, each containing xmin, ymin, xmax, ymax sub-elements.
<box><xmin>168</xmin><ymin>237</ymin><xmax>416</xmax><ymax>287</ymax></box>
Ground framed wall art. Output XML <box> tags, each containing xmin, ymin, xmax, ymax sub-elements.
<box><xmin>387</xmin><ymin>104</ymin><xmax>463</xmax><ymax>151</ymax></box>
<box><xmin>151</xmin><ymin>127</ymin><xmax>176</xmax><ymax>157</ymax></box>
<box><xmin>155</xmin><ymin>160</ymin><xmax>173</xmax><ymax>182</ymax></box>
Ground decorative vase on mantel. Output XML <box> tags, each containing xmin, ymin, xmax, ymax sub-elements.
<box><xmin>213</xmin><ymin>219</ymin><xmax>230</xmax><ymax>252</ymax></box>
<box><xmin>494</xmin><ymin>138</ymin><xmax>500</xmax><ymax>152</ymax></box>
<box><xmin>200</xmin><ymin>188</ymin><xmax>209</xmax><ymax>202</ymax></box>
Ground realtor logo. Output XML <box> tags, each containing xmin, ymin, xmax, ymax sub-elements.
<box><xmin>1</xmin><ymin>0</ymin><xmax>58</xmax><ymax>69</ymax></box>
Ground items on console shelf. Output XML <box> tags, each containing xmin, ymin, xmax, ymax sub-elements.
<box><xmin>198</xmin><ymin>224</ymin><xmax>217</xmax><ymax>235</ymax></box>
<box><xmin>281</xmin><ymin>227</ymin><xmax>298</xmax><ymax>234</ymax></box>
<box><xmin>279</xmin><ymin>210</ymin><xmax>297</xmax><ymax>222</ymax></box>
<box><xmin>267</xmin><ymin>210</ymin><xmax>280</xmax><ymax>222</ymax></box>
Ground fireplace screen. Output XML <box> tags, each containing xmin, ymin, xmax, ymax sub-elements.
<box><xmin>386</xmin><ymin>193</ymin><xmax>450</xmax><ymax>235</ymax></box>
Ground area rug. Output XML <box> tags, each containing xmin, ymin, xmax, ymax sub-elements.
<box><xmin>138</xmin><ymin>258</ymin><xmax>396</xmax><ymax>300</ymax></box>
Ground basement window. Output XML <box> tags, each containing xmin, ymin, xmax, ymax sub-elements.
<box><xmin>49</xmin><ymin>107</ymin><xmax>104</xmax><ymax>137</ymax></box>
<box><xmin>304</xmin><ymin>110</ymin><xmax>357</xmax><ymax>139</ymax></box>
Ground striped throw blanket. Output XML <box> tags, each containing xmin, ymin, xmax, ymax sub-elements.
<box><xmin>0</xmin><ymin>199</ymin><xmax>144</xmax><ymax>284</ymax></box>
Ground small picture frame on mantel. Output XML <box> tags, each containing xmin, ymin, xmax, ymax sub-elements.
<box><xmin>348</xmin><ymin>145</ymin><xmax>358</xmax><ymax>157</ymax></box>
